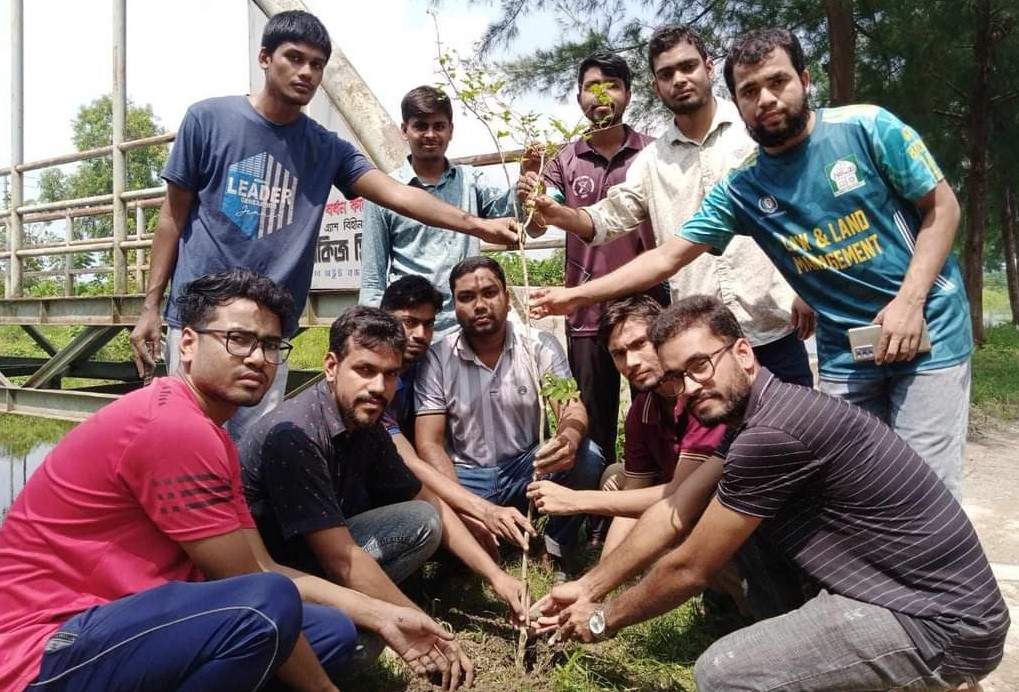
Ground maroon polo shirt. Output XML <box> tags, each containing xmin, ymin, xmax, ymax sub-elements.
<box><xmin>543</xmin><ymin>126</ymin><xmax>665</xmax><ymax>336</ymax></box>
<box><xmin>624</xmin><ymin>390</ymin><xmax>727</xmax><ymax>482</ymax></box>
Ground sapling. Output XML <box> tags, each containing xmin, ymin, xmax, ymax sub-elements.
<box><xmin>430</xmin><ymin>11</ymin><xmax>611</xmax><ymax>667</ymax></box>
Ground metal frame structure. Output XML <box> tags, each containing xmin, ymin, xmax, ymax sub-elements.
<box><xmin>0</xmin><ymin>0</ymin><xmax>561</xmax><ymax>421</ymax></box>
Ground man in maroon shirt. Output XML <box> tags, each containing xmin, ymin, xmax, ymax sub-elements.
<box><xmin>519</xmin><ymin>52</ymin><xmax>667</xmax><ymax>492</ymax></box>
<box><xmin>527</xmin><ymin>295</ymin><xmax>724</xmax><ymax>558</ymax></box>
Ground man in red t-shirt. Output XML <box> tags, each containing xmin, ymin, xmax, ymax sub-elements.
<box><xmin>527</xmin><ymin>295</ymin><xmax>725</xmax><ymax>558</ymax></box>
<box><xmin>0</xmin><ymin>270</ymin><xmax>464</xmax><ymax>692</ymax></box>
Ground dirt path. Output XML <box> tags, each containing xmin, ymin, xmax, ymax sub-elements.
<box><xmin>961</xmin><ymin>427</ymin><xmax>1019</xmax><ymax>691</ymax></box>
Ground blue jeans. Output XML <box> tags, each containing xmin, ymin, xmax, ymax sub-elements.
<box><xmin>346</xmin><ymin>500</ymin><xmax>443</xmax><ymax>585</ymax></box>
<box><xmin>753</xmin><ymin>331</ymin><xmax>814</xmax><ymax>387</ymax></box>
<box><xmin>456</xmin><ymin>440</ymin><xmax>606</xmax><ymax>557</ymax></box>
<box><xmin>818</xmin><ymin>360</ymin><xmax>970</xmax><ymax>497</ymax></box>
<box><xmin>31</xmin><ymin>573</ymin><xmax>358</xmax><ymax>691</ymax></box>
<box><xmin>695</xmin><ymin>590</ymin><xmax>977</xmax><ymax>691</ymax></box>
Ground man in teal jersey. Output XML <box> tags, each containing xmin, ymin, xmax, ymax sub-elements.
<box><xmin>531</xmin><ymin>28</ymin><xmax>971</xmax><ymax>496</ymax></box>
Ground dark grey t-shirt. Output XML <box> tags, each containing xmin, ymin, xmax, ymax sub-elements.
<box><xmin>162</xmin><ymin>96</ymin><xmax>375</xmax><ymax>336</ymax></box>
<box><xmin>717</xmin><ymin>369</ymin><xmax>1009</xmax><ymax>677</ymax></box>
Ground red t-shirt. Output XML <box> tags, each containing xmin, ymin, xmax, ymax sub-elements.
<box><xmin>624</xmin><ymin>390</ymin><xmax>726</xmax><ymax>482</ymax></box>
<box><xmin>0</xmin><ymin>378</ymin><xmax>254</xmax><ymax>691</ymax></box>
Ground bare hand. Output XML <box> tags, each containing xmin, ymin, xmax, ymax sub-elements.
<box><xmin>129</xmin><ymin>307</ymin><xmax>163</xmax><ymax>380</ymax></box>
<box><xmin>520</xmin><ymin>141</ymin><xmax>543</xmax><ymax>175</ymax></box>
<box><xmin>481</xmin><ymin>502</ymin><xmax>536</xmax><ymax>550</ymax></box>
<box><xmin>526</xmin><ymin>480</ymin><xmax>580</xmax><ymax>516</ymax></box>
<box><xmin>432</xmin><ymin>637</ymin><xmax>474</xmax><ymax>691</ymax></box>
<box><xmin>517</xmin><ymin>171</ymin><xmax>542</xmax><ymax>206</ymax></box>
<box><xmin>534</xmin><ymin>435</ymin><xmax>576</xmax><ymax>475</ymax></box>
<box><xmin>490</xmin><ymin>572</ymin><xmax>527</xmax><ymax>623</ymax></box>
<box><xmin>461</xmin><ymin>514</ymin><xmax>501</xmax><ymax>561</ymax></box>
<box><xmin>531</xmin><ymin>580</ymin><xmax>591</xmax><ymax>635</ymax></box>
<box><xmin>529</xmin><ymin>287</ymin><xmax>584</xmax><ymax>319</ymax></box>
<box><xmin>790</xmin><ymin>295</ymin><xmax>816</xmax><ymax>340</ymax></box>
<box><xmin>474</xmin><ymin>217</ymin><xmax>521</xmax><ymax>247</ymax></box>
<box><xmin>377</xmin><ymin>606</ymin><xmax>457</xmax><ymax>676</ymax></box>
<box><xmin>873</xmin><ymin>297</ymin><xmax>925</xmax><ymax>364</ymax></box>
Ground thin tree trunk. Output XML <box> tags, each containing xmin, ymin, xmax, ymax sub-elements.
<box><xmin>962</xmin><ymin>0</ymin><xmax>993</xmax><ymax>344</ymax></box>
<box><xmin>825</xmin><ymin>0</ymin><xmax>856</xmax><ymax>105</ymax></box>
<box><xmin>1002</xmin><ymin>188</ymin><xmax>1019</xmax><ymax>325</ymax></box>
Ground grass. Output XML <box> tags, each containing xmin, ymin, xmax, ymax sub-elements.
<box><xmin>971</xmin><ymin>323</ymin><xmax>1019</xmax><ymax>430</ymax></box>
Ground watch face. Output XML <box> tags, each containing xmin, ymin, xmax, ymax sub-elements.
<box><xmin>589</xmin><ymin>609</ymin><xmax>606</xmax><ymax>635</ymax></box>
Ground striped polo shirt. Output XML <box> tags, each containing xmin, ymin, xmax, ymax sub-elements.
<box><xmin>415</xmin><ymin>321</ymin><xmax>572</xmax><ymax>468</ymax></box>
<box><xmin>718</xmin><ymin>368</ymin><xmax>1009</xmax><ymax>677</ymax></box>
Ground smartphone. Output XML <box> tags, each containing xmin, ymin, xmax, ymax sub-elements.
<box><xmin>848</xmin><ymin>321</ymin><xmax>931</xmax><ymax>362</ymax></box>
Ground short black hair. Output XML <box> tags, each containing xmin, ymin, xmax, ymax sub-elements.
<box><xmin>401</xmin><ymin>85</ymin><xmax>453</xmax><ymax>124</ymax></box>
<box><xmin>724</xmin><ymin>28</ymin><xmax>806</xmax><ymax>97</ymax></box>
<box><xmin>577</xmin><ymin>51</ymin><xmax>633</xmax><ymax>92</ymax></box>
<box><xmin>598</xmin><ymin>294</ymin><xmax>665</xmax><ymax>347</ymax></box>
<box><xmin>647</xmin><ymin>24</ymin><xmax>709</xmax><ymax>74</ymax></box>
<box><xmin>380</xmin><ymin>275</ymin><xmax>444</xmax><ymax>313</ymax></box>
<box><xmin>449</xmin><ymin>256</ymin><xmax>508</xmax><ymax>293</ymax></box>
<box><xmin>261</xmin><ymin>10</ymin><xmax>332</xmax><ymax>57</ymax></box>
<box><xmin>648</xmin><ymin>295</ymin><xmax>743</xmax><ymax>348</ymax></box>
<box><xmin>175</xmin><ymin>269</ymin><xmax>294</xmax><ymax>333</ymax></box>
<box><xmin>328</xmin><ymin>306</ymin><xmax>407</xmax><ymax>363</ymax></box>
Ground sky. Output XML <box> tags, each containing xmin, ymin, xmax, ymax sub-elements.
<box><xmin>0</xmin><ymin>0</ymin><xmax>578</xmax><ymax>200</ymax></box>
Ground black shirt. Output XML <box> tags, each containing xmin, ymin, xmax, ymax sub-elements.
<box><xmin>717</xmin><ymin>368</ymin><xmax>1009</xmax><ymax>677</ymax></box>
<box><xmin>239</xmin><ymin>379</ymin><xmax>421</xmax><ymax>576</ymax></box>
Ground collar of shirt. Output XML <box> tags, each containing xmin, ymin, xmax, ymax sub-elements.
<box><xmin>452</xmin><ymin>320</ymin><xmax>517</xmax><ymax>367</ymax></box>
<box><xmin>313</xmin><ymin>378</ymin><xmax>348</xmax><ymax>439</ymax></box>
<box><xmin>741</xmin><ymin>366</ymin><xmax>778</xmax><ymax>426</ymax></box>
<box><xmin>393</xmin><ymin>157</ymin><xmax>457</xmax><ymax>189</ymax></box>
<box><xmin>640</xmin><ymin>390</ymin><xmax>677</xmax><ymax>425</ymax></box>
<box><xmin>573</xmin><ymin>124</ymin><xmax>646</xmax><ymax>159</ymax></box>
<box><xmin>665</xmin><ymin>98</ymin><xmax>741</xmax><ymax>147</ymax></box>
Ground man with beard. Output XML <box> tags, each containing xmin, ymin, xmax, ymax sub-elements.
<box><xmin>531</xmin><ymin>28</ymin><xmax>972</xmax><ymax>498</ymax></box>
<box><xmin>525</xmin><ymin>295</ymin><xmax>726</xmax><ymax>559</ymax></box>
<box><xmin>534</xmin><ymin>295</ymin><xmax>1009</xmax><ymax>691</ymax></box>
<box><xmin>518</xmin><ymin>52</ymin><xmax>666</xmax><ymax>497</ymax></box>
<box><xmin>415</xmin><ymin>257</ymin><xmax>606</xmax><ymax>577</ymax></box>
<box><xmin>360</xmin><ymin>86</ymin><xmax>517</xmax><ymax>336</ymax></box>
<box><xmin>240</xmin><ymin>306</ymin><xmax>528</xmax><ymax>687</ymax></box>
<box><xmin>130</xmin><ymin>12</ymin><xmax>519</xmax><ymax>443</ymax></box>
<box><xmin>519</xmin><ymin>25</ymin><xmax>815</xmax><ymax>388</ymax></box>
<box><xmin>0</xmin><ymin>271</ymin><xmax>464</xmax><ymax>692</ymax></box>
<box><xmin>380</xmin><ymin>276</ymin><xmax>538</xmax><ymax>560</ymax></box>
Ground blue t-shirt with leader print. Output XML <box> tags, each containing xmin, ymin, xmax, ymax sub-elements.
<box><xmin>162</xmin><ymin>96</ymin><xmax>375</xmax><ymax>336</ymax></box>
<box><xmin>679</xmin><ymin>105</ymin><xmax>972</xmax><ymax>378</ymax></box>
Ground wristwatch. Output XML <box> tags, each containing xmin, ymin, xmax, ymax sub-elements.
<box><xmin>588</xmin><ymin>608</ymin><xmax>607</xmax><ymax>640</ymax></box>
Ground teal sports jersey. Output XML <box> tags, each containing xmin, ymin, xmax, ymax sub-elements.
<box><xmin>679</xmin><ymin>105</ymin><xmax>972</xmax><ymax>378</ymax></box>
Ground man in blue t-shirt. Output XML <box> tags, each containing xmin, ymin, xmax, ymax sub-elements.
<box><xmin>531</xmin><ymin>28</ymin><xmax>971</xmax><ymax>496</ymax></box>
<box><xmin>129</xmin><ymin>10</ymin><xmax>519</xmax><ymax>442</ymax></box>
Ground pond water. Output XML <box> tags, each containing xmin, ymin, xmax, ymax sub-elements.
<box><xmin>1</xmin><ymin>443</ymin><xmax>53</xmax><ymax>521</ymax></box>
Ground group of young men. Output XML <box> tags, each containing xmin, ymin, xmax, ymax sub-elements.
<box><xmin>0</xmin><ymin>8</ymin><xmax>1009</xmax><ymax>692</ymax></box>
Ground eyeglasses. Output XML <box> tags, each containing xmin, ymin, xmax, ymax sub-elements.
<box><xmin>193</xmin><ymin>328</ymin><xmax>293</xmax><ymax>365</ymax></box>
<box><xmin>663</xmin><ymin>342</ymin><xmax>735</xmax><ymax>394</ymax></box>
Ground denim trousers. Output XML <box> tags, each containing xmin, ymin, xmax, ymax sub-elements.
<box><xmin>455</xmin><ymin>439</ymin><xmax>606</xmax><ymax>557</ymax></box>
<box><xmin>818</xmin><ymin>360</ymin><xmax>971</xmax><ymax>498</ymax></box>
<box><xmin>753</xmin><ymin>331</ymin><xmax>814</xmax><ymax>387</ymax></box>
<box><xmin>32</xmin><ymin>573</ymin><xmax>358</xmax><ymax>691</ymax></box>
<box><xmin>695</xmin><ymin>590</ymin><xmax>977</xmax><ymax>691</ymax></box>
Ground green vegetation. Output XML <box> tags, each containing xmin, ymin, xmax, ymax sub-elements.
<box><xmin>971</xmin><ymin>323</ymin><xmax>1019</xmax><ymax>429</ymax></box>
<box><xmin>0</xmin><ymin>415</ymin><xmax>76</xmax><ymax>457</ymax></box>
<box><xmin>493</xmin><ymin>250</ymin><xmax>565</xmax><ymax>287</ymax></box>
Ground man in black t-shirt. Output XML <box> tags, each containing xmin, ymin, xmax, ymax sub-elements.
<box><xmin>535</xmin><ymin>295</ymin><xmax>1009</xmax><ymax>691</ymax></box>
<box><xmin>240</xmin><ymin>307</ymin><xmax>526</xmax><ymax>675</ymax></box>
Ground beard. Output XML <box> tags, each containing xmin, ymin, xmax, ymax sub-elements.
<box><xmin>340</xmin><ymin>393</ymin><xmax>389</xmax><ymax>429</ymax></box>
<box><xmin>665</xmin><ymin>89</ymin><xmax>710</xmax><ymax>116</ymax></box>
<box><xmin>685</xmin><ymin>368</ymin><xmax>752</xmax><ymax>427</ymax></box>
<box><xmin>461</xmin><ymin>313</ymin><xmax>503</xmax><ymax>338</ymax></box>
<box><xmin>748</xmin><ymin>93</ymin><xmax>810</xmax><ymax>147</ymax></box>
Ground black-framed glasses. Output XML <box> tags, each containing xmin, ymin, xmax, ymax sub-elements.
<box><xmin>193</xmin><ymin>328</ymin><xmax>293</xmax><ymax>364</ymax></box>
<box><xmin>663</xmin><ymin>342</ymin><xmax>735</xmax><ymax>394</ymax></box>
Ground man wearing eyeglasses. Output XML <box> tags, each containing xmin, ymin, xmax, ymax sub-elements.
<box><xmin>0</xmin><ymin>270</ymin><xmax>468</xmax><ymax>692</ymax></box>
<box><xmin>534</xmin><ymin>295</ymin><xmax>1009</xmax><ymax>692</ymax></box>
